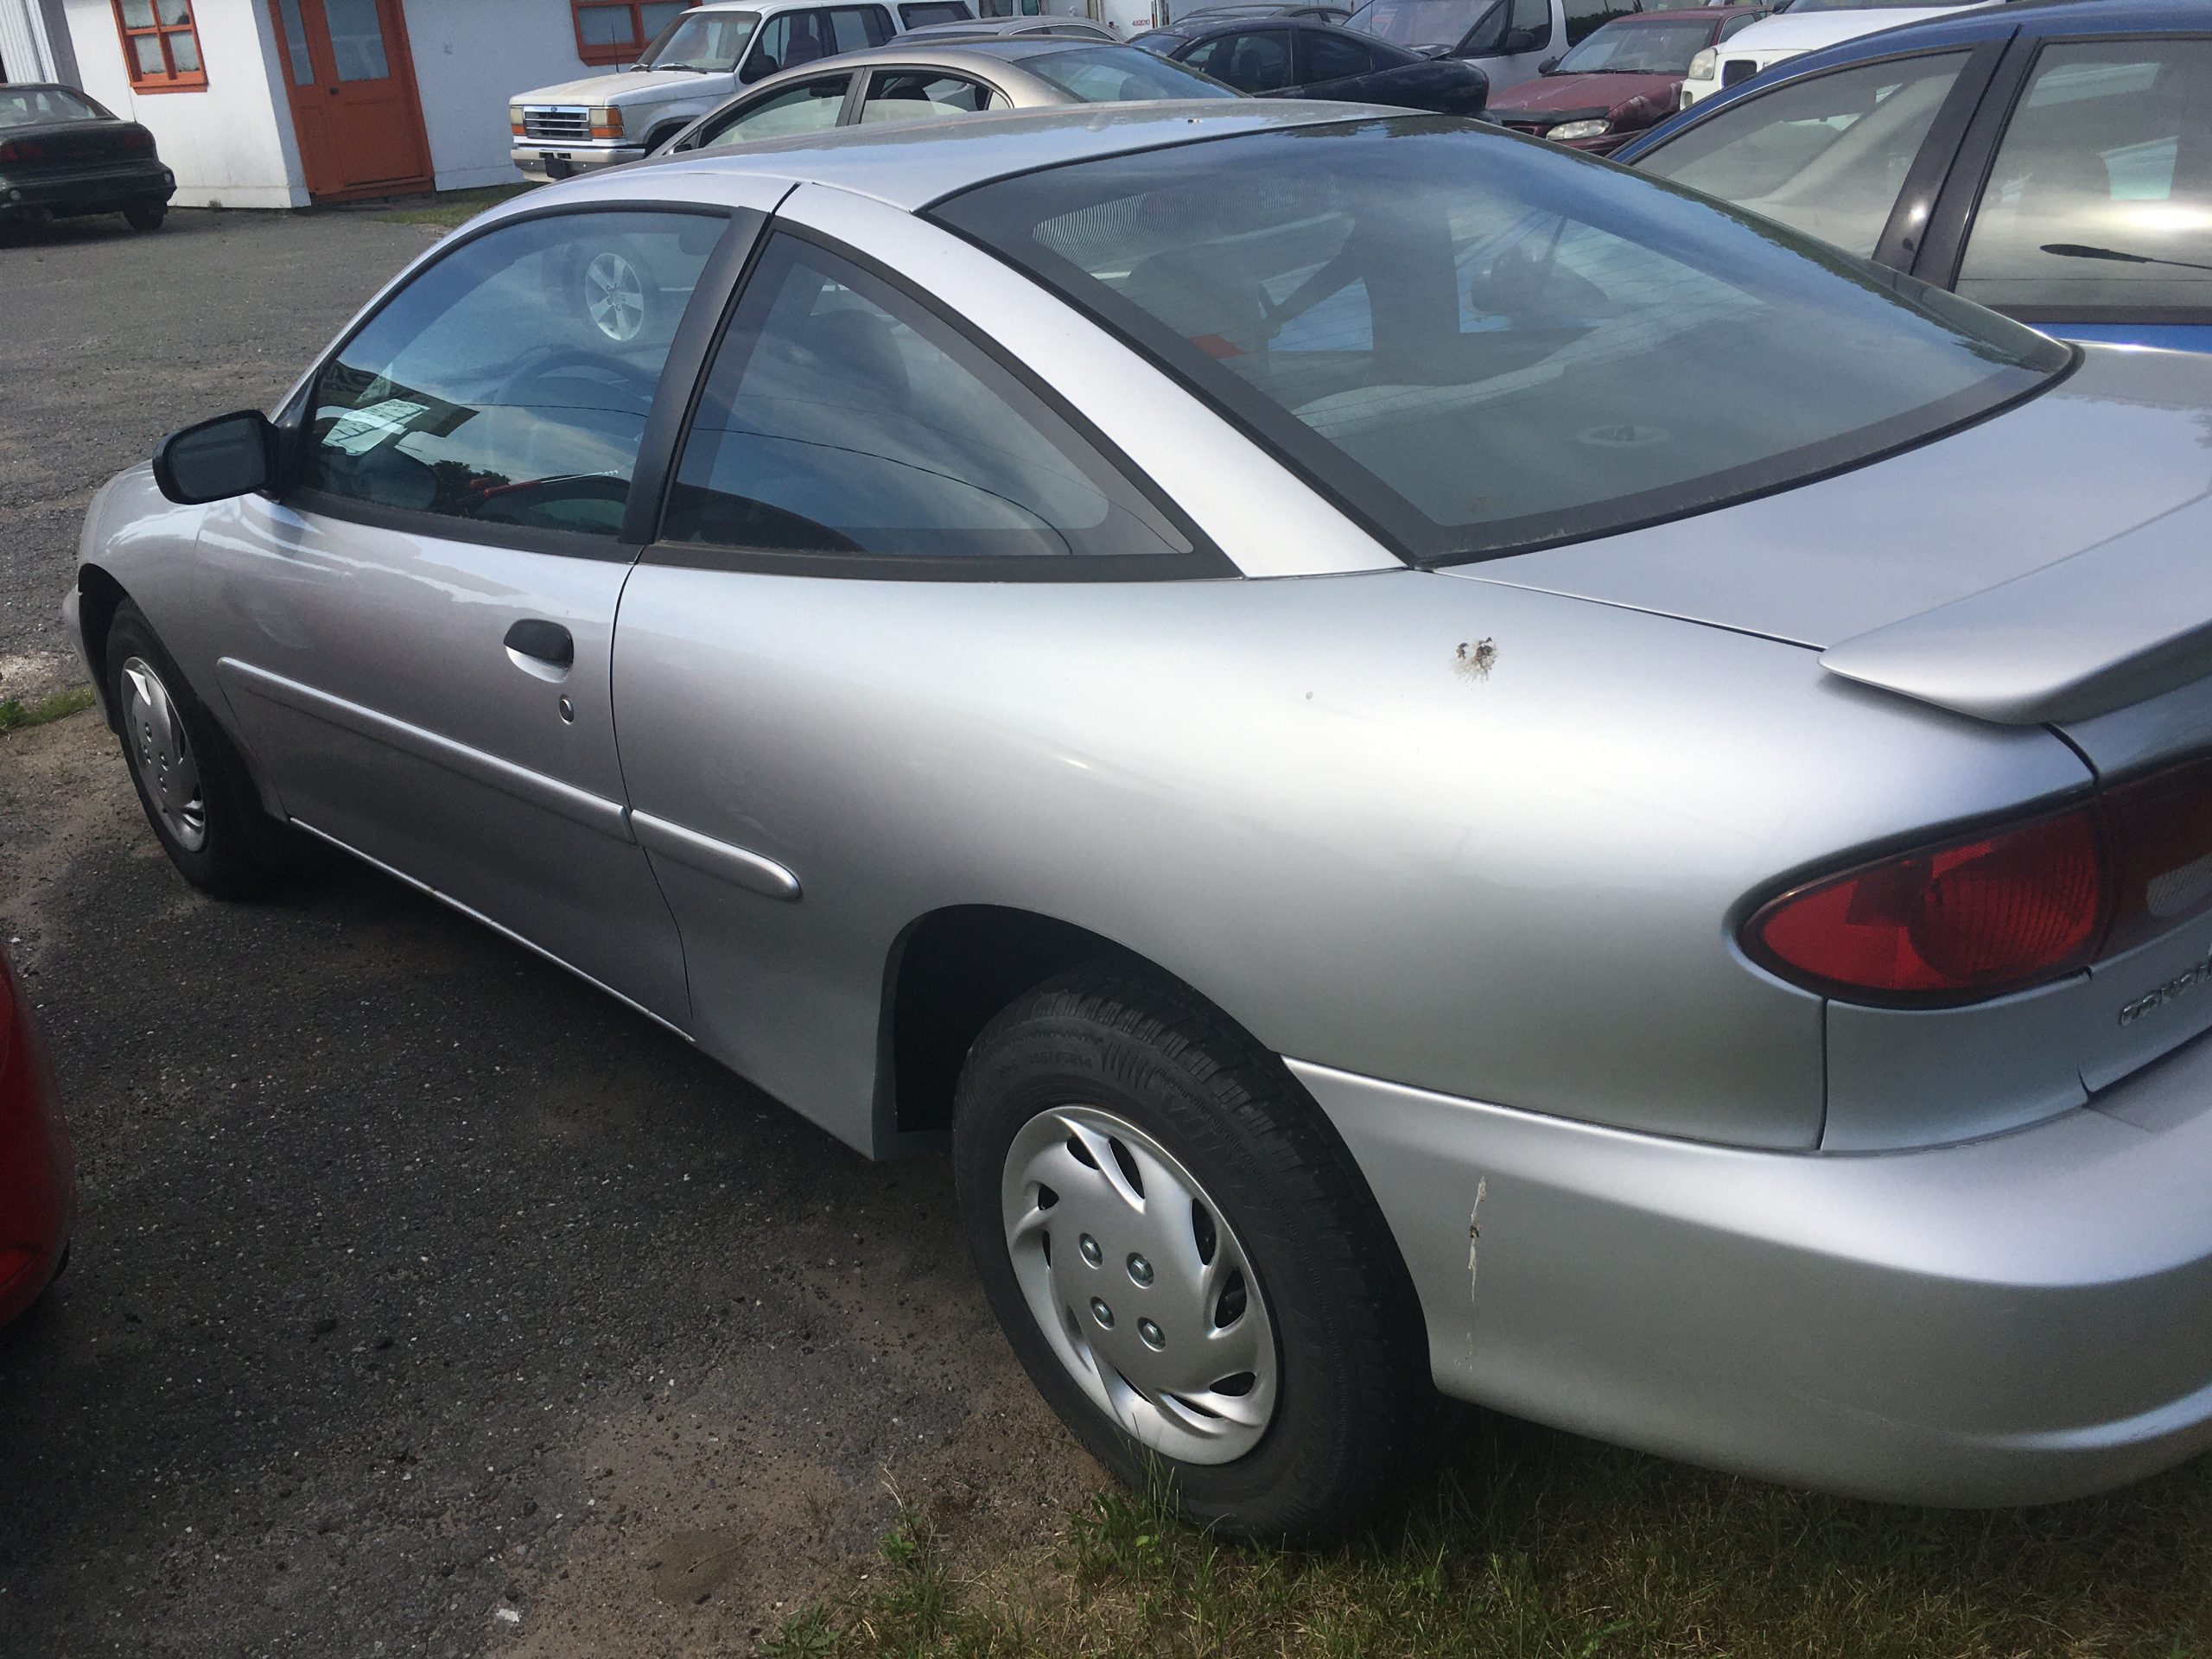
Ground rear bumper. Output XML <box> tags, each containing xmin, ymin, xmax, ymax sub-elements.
<box><xmin>0</xmin><ymin>956</ymin><xmax>73</xmax><ymax>1331</ymax></box>
<box><xmin>0</xmin><ymin>159</ymin><xmax>174</xmax><ymax>219</ymax></box>
<box><xmin>512</xmin><ymin>143</ymin><xmax>645</xmax><ymax>183</ymax></box>
<box><xmin>1292</xmin><ymin>1037</ymin><xmax>2212</xmax><ymax>1507</ymax></box>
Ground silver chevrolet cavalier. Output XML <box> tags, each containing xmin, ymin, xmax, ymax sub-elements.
<box><xmin>67</xmin><ymin>102</ymin><xmax>2212</xmax><ymax>1541</ymax></box>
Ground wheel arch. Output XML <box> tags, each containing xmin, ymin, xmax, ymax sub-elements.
<box><xmin>878</xmin><ymin>904</ymin><xmax>1131</xmax><ymax>1143</ymax></box>
<box><xmin>74</xmin><ymin>563</ymin><xmax>131</xmax><ymax>733</ymax></box>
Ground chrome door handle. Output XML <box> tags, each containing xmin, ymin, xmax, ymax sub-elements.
<box><xmin>504</xmin><ymin>619</ymin><xmax>574</xmax><ymax>681</ymax></box>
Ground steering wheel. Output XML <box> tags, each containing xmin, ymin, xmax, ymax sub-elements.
<box><xmin>496</xmin><ymin>346</ymin><xmax>661</xmax><ymax>414</ymax></box>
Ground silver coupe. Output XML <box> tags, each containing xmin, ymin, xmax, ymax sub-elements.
<box><xmin>68</xmin><ymin>102</ymin><xmax>2212</xmax><ymax>1541</ymax></box>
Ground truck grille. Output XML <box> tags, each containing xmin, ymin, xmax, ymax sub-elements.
<box><xmin>522</xmin><ymin>107</ymin><xmax>591</xmax><ymax>142</ymax></box>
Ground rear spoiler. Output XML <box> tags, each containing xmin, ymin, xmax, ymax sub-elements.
<box><xmin>1821</xmin><ymin>490</ymin><xmax>2212</xmax><ymax>726</ymax></box>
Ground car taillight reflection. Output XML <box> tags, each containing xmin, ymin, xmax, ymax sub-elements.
<box><xmin>1745</xmin><ymin>753</ymin><xmax>2212</xmax><ymax>1007</ymax></box>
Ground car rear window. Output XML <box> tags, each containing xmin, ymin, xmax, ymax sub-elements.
<box><xmin>0</xmin><ymin>86</ymin><xmax>100</xmax><ymax>127</ymax></box>
<box><xmin>1018</xmin><ymin>44</ymin><xmax>1241</xmax><ymax>99</ymax></box>
<box><xmin>931</xmin><ymin>117</ymin><xmax>2068</xmax><ymax>563</ymax></box>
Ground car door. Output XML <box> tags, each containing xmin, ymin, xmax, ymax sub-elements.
<box><xmin>607</xmin><ymin>201</ymin><xmax>1234</xmax><ymax>1151</ymax></box>
<box><xmin>1918</xmin><ymin>34</ymin><xmax>2212</xmax><ymax>351</ymax></box>
<box><xmin>1629</xmin><ymin>48</ymin><xmax>1991</xmax><ymax>261</ymax></box>
<box><xmin>688</xmin><ymin>72</ymin><xmax>858</xmax><ymax>149</ymax></box>
<box><xmin>1179</xmin><ymin>27</ymin><xmax>1295</xmax><ymax>92</ymax></box>
<box><xmin>192</xmin><ymin>206</ymin><xmax>758</xmax><ymax>1027</ymax></box>
<box><xmin>854</xmin><ymin>67</ymin><xmax>1001</xmax><ymax>124</ymax></box>
<box><xmin>1457</xmin><ymin>0</ymin><xmax>1556</xmax><ymax>92</ymax></box>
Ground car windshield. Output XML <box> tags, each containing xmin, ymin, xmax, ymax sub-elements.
<box><xmin>1020</xmin><ymin>44</ymin><xmax>1242</xmax><ymax>99</ymax></box>
<box><xmin>641</xmin><ymin>10</ymin><xmax>761</xmax><ymax>67</ymax></box>
<box><xmin>0</xmin><ymin>86</ymin><xmax>100</xmax><ymax>128</ymax></box>
<box><xmin>1554</xmin><ymin>18</ymin><xmax>1715</xmax><ymax>74</ymax></box>
<box><xmin>1344</xmin><ymin>0</ymin><xmax>1490</xmax><ymax>48</ymax></box>
<box><xmin>932</xmin><ymin>118</ymin><xmax>2066</xmax><ymax>563</ymax></box>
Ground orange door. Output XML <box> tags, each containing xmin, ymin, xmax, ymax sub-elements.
<box><xmin>272</xmin><ymin>0</ymin><xmax>434</xmax><ymax>200</ymax></box>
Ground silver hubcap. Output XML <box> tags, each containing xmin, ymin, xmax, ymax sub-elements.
<box><xmin>584</xmin><ymin>251</ymin><xmax>645</xmax><ymax>343</ymax></box>
<box><xmin>1001</xmin><ymin>1105</ymin><xmax>1278</xmax><ymax>1465</ymax></box>
<box><xmin>120</xmin><ymin>656</ymin><xmax>207</xmax><ymax>853</ymax></box>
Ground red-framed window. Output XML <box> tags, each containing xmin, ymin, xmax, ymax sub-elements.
<box><xmin>572</xmin><ymin>1</ymin><xmax>690</xmax><ymax>65</ymax></box>
<box><xmin>111</xmin><ymin>0</ymin><xmax>207</xmax><ymax>92</ymax></box>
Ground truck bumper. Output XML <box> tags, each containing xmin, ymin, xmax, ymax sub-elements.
<box><xmin>512</xmin><ymin>144</ymin><xmax>646</xmax><ymax>183</ymax></box>
<box><xmin>1291</xmin><ymin>1033</ymin><xmax>2212</xmax><ymax>1506</ymax></box>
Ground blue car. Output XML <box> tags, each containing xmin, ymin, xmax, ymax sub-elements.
<box><xmin>1614</xmin><ymin>0</ymin><xmax>2212</xmax><ymax>352</ymax></box>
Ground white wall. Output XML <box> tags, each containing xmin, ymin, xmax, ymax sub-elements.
<box><xmin>60</xmin><ymin>0</ymin><xmax>308</xmax><ymax>207</ymax></box>
<box><xmin>401</xmin><ymin>0</ymin><xmax>599</xmax><ymax>189</ymax></box>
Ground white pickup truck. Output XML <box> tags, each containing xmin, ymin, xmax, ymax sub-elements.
<box><xmin>510</xmin><ymin>0</ymin><xmax>976</xmax><ymax>180</ymax></box>
<box><xmin>1676</xmin><ymin>0</ymin><xmax>1995</xmax><ymax>105</ymax></box>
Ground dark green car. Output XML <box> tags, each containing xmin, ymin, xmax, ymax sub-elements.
<box><xmin>0</xmin><ymin>84</ymin><xmax>175</xmax><ymax>233</ymax></box>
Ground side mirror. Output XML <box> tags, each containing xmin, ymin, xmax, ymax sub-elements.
<box><xmin>1536</xmin><ymin>53</ymin><xmax>1559</xmax><ymax>71</ymax></box>
<box><xmin>153</xmin><ymin>410</ymin><xmax>278</xmax><ymax>505</ymax></box>
<box><xmin>738</xmin><ymin>55</ymin><xmax>773</xmax><ymax>82</ymax></box>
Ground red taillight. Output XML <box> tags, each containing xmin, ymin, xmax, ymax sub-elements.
<box><xmin>1745</xmin><ymin>752</ymin><xmax>2212</xmax><ymax>1007</ymax></box>
<box><xmin>1747</xmin><ymin>808</ymin><xmax>2107</xmax><ymax>1004</ymax></box>
<box><xmin>0</xmin><ymin>140</ymin><xmax>45</xmax><ymax>163</ymax></box>
<box><xmin>121</xmin><ymin>128</ymin><xmax>156</xmax><ymax>153</ymax></box>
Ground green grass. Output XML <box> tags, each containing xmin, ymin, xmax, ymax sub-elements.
<box><xmin>378</xmin><ymin>184</ymin><xmax>534</xmax><ymax>231</ymax></box>
<box><xmin>762</xmin><ymin>1416</ymin><xmax>2212</xmax><ymax>1658</ymax></box>
<box><xmin>0</xmin><ymin>684</ymin><xmax>96</xmax><ymax>734</ymax></box>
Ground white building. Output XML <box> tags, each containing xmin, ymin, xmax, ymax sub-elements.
<box><xmin>0</xmin><ymin>0</ymin><xmax>688</xmax><ymax>208</ymax></box>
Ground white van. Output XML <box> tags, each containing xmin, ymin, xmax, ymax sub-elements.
<box><xmin>509</xmin><ymin>0</ymin><xmax>976</xmax><ymax>181</ymax></box>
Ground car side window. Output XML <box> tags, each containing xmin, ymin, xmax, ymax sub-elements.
<box><xmin>748</xmin><ymin>10</ymin><xmax>835</xmax><ymax>74</ymax></box>
<box><xmin>1183</xmin><ymin>29</ymin><xmax>1293</xmax><ymax>91</ymax></box>
<box><xmin>830</xmin><ymin>4</ymin><xmax>897</xmax><ymax>49</ymax></box>
<box><xmin>1956</xmin><ymin>39</ymin><xmax>2212</xmax><ymax>313</ymax></box>
<box><xmin>296</xmin><ymin>213</ymin><xmax>723</xmax><ymax>539</ymax></box>
<box><xmin>662</xmin><ymin>236</ymin><xmax>1192</xmax><ymax>562</ymax></box>
<box><xmin>859</xmin><ymin>70</ymin><xmax>997</xmax><ymax>124</ymax></box>
<box><xmin>702</xmin><ymin>74</ymin><xmax>853</xmax><ymax>146</ymax></box>
<box><xmin>1717</xmin><ymin>11</ymin><xmax>1758</xmax><ymax>41</ymax></box>
<box><xmin>1635</xmin><ymin>52</ymin><xmax>1968</xmax><ymax>257</ymax></box>
<box><xmin>1306</xmin><ymin>30</ymin><xmax>1371</xmax><ymax>81</ymax></box>
<box><xmin>899</xmin><ymin>0</ymin><xmax>971</xmax><ymax>22</ymax></box>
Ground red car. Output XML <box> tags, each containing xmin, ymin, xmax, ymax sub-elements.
<box><xmin>0</xmin><ymin>940</ymin><xmax>72</xmax><ymax>1328</ymax></box>
<box><xmin>1485</xmin><ymin>6</ymin><xmax>1767</xmax><ymax>155</ymax></box>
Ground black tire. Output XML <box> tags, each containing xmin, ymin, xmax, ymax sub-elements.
<box><xmin>105</xmin><ymin>601</ymin><xmax>298</xmax><ymax>899</ymax></box>
<box><xmin>953</xmin><ymin>963</ymin><xmax>1431</xmax><ymax>1544</ymax></box>
<box><xmin>124</xmin><ymin>204</ymin><xmax>166</xmax><ymax>232</ymax></box>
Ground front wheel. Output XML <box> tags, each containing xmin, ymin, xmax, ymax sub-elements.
<box><xmin>106</xmin><ymin>601</ymin><xmax>301</xmax><ymax>899</ymax></box>
<box><xmin>953</xmin><ymin>965</ymin><xmax>1431</xmax><ymax>1543</ymax></box>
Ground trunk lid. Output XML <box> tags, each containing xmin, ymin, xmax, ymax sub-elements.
<box><xmin>1448</xmin><ymin>346</ymin><xmax>2212</xmax><ymax>728</ymax></box>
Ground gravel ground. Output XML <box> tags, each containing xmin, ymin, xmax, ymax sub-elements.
<box><xmin>0</xmin><ymin>210</ymin><xmax>1092</xmax><ymax>1657</ymax></box>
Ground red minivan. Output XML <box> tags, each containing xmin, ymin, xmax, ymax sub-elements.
<box><xmin>0</xmin><ymin>939</ymin><xmax>72</xmax><ymax>1328</ymax></box>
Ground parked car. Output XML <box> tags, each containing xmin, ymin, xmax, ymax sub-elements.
<box><xmin>1338</xmin><ymin>0</ymin><xmax>1695</xmax><ymax>93</ymax></box>
<box><xmin>655</xmin><ymin>39</ymin><xmax>1235</xmax><ymax>155</ymax></box>
<box><xmin>897</xmin><ymin>14</ymin><xmax>1118</xmax><ymax>35</ymax></box>
<box><xmin>76</xmin><ymin>102</ymin><xmax>2212</xmax><ymax>1543</ymax></box>
<box><xmin>1675</xmin><ymin>0</ymin><xmax>1996</xmax><ymax>105</ymax></box>
<box><xmin>1132</xmin><ymin>16</ymin><xmax>1490</xmax><ymax>110</ymax></box>
<box><xmin>0</xmin><ymin>82</ymin><xmax>174</xmax><ymax>233</ymax></box>
<box><xmin>0</xmin><ymin>940</ymin><xmax>72</xmax><ymax>1332</ymax></box>
<box><xmin>509</xmin><ymin>0</ymin><xmax>977</xmax><ymax>180</ymax></box>
<box><xmin>1621</xmin><ymin>0</ymin><xmax>2212</xmax><ymax>348</ymax></box>
<box><xmin>1486</xmin><ymin>4</ymin><xmax>1766</xmax><ymax>150</ymax></box>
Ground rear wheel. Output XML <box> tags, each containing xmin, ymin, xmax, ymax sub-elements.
<box><xmin>124</xmin><ymin>204</ymin><xmax>166</xmax><ymax>232</ymax></box>
<box><xmin>106</xmin><ymin>602</ymin><xmax>299</xmax><ymax>899</ymax></box>
<box><xmin>953</xmin><ymin>964</ymin><xmax>1430</xmax><ymax>1543</ymax></box>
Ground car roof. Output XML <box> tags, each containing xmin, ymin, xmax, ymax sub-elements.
<box><xmin>1614</xmin><ymin>0</ymin><xmax>2190</xmax><ymax>158</ymax></box>
<box><xmin>1719</xmin><ymin>0</ymin><xmax>2196</xmax><ymax>65</ymax></box>
<box><xmin>1167</xmin><ymin>10</ymin><xmax>1357</xmax><ymax>33</ymax></box>
<box><xmin>1608</xmin><ymin>4</ymin><xmax>1763</xmax><ymax>17</ymax></box>
<box><xmin>565</xmin><ymin>99</ymin><xmax>1387</xmax><ymax>213</ymax></box>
